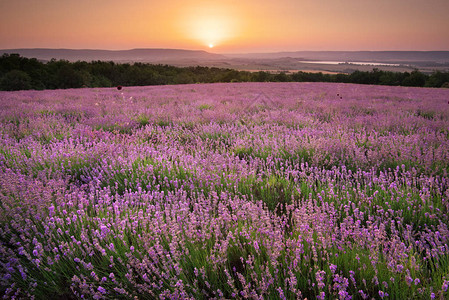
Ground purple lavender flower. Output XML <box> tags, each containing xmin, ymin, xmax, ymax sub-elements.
<box><xmin>329</xmin><ymin>264</ymin><xmax>337</xmax><ymax>273</ymax></box>
<box><xmin>379</xmin><ymin>290</ymin><xmax>389</xmax><ymax>298</ymax></box>
<box><xmin>97</xmin><ymin>286</ymin><xmax>106</xmax><ymax>294</ymax></box>
<box><xmin>1</xmin><ymin>82</ymin><xmax>449</xmax><ymax>299</ymax></box>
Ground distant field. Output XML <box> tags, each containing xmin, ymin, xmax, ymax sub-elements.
<box><xmin>157</xmin><ymin>58</ymin><xmax>440</xmax><ymax>74</ymax></box>
<box><xmin>209</xmin><ymin>59</ymin><xmax>421</xmax><ymax>74</ymax></box>
<box><xmin>1</xmin><ymin>82</ymin><xmax>449</xmax><ymax>299</ymax></box>
<box><xmin>237</xmin><ymin>69</ymin><xmax>342</xmax><ymax>75</ymax></box>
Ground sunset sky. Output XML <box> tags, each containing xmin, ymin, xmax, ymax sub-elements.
<box><xmin>1</xmin><ymin>0</ymin><xmax>448</xmax><ymax>53</ymax></box>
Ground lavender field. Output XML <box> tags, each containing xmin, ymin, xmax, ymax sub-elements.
<box><xmin>0</xmin><ymin>82</ymin><xmax>449</xmax><ymax>299</ymax></box>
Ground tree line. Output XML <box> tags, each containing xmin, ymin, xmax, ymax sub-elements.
<box><xmin>1</xmin><ymin>53</ymin><xmax>448</xmax><ymax>91</ymax></box>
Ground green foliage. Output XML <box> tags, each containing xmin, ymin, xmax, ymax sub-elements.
<box><xmin>197</xmin><ymin>104</ymin><xmax>213</xmax><ymax>111</ymax></box>
<box><xmin>425</xmin><ymin>71</ymin><xmax>449</xmax><ymax>87</ymax></box>
<box><xmin>402</xmin><ymin>70</ymin><xmax>427</xmax><ymax>87</ymax></box>
<box><xmin>0</xmin><ymin>69</ymin><xmax>32</xmax><ymax>90</ymax></box>
<box><xmin>1</xmin><ymin>53</ymin><xmax>448</xmax><ymax>90</ymax></box>
<box><xmin>56</xmin><ymin>63</ymin><xmax>85</xmax><ymax>88</ymax></box>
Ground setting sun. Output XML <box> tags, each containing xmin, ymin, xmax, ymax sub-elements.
<box><xmin>174</xmin><ymin>2</ymin><xmax>243</xmax><ymax>51</ymax></box>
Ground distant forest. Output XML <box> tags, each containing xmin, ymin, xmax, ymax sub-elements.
<box><xmin>1</xmin><ymin>53</ymin><xmax>449</xmax><ymax>91</ymax></box>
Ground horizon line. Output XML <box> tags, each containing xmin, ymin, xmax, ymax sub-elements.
<box><xmin>2</xmin><ymin>47</ymin><xmax>449</xmax><ymax>55</ymax></box>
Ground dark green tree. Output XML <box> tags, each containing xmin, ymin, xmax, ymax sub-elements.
<box><xmin>0</xmin><ymin>70</ymin><xmax>32</xmax><ymax>90</ymax></box>
<box><xmin>425</xmin><ymin>71</ymin><xmax>449</xmax><ymax>88</ymax></box>
<box><xmin>402</xmin><ymin>70</ymin><xmax>427</xmax><ymax>87</ymax></box>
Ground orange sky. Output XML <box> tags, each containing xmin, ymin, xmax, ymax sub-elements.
<box><xmin>1</xmin><ymin>0</ymin><xmax>448</xmax><ymax>53</ymax></box>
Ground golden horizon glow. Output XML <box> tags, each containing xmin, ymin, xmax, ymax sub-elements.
<box><xmin>0</xmin><ymin>0</ymin><xmax>449</xmax><ymax>52</ymax></box>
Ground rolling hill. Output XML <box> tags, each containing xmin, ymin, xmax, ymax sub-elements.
<box><xmin>0</xmin><ymin>48</ymin><xmax>227</xmax><ymax>63</ymax></box>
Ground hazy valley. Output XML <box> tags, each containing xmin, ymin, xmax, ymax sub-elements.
<box><xmin>2</xmin><ymin>48</ymin><xmax>449</xmax><ymax>74</ymax></box>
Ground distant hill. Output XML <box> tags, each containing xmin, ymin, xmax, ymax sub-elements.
<box><xmin>228</xmin><ymin>51</ymin><xmax>449</xmax><ymax>63</ymax></box>
<box><xmin>0</xmin><ymin>48</ymin><xmax>227</xmax><ymax>63</ymax></box>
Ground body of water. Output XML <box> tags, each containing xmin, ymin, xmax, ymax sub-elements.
<box><xmin>299</xmin><ymin>60</ymin><xmax>403</xmax><ymax>67</ymax></box>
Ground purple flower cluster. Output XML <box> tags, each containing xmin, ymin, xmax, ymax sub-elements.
<box><xmin>0</xmin><ymin>82</ymin><xmax>448</xmax><ymax>298</ymax></box>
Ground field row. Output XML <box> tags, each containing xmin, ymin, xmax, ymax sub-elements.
<box><xmin>1</xmin><ymin>83</ymin><xmax>448</xmax><ymax>299</ymax></box>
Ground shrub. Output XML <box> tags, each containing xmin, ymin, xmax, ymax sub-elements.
<box><xmin>0</xmin><ymin>70</ymin><xmax>32</xmax><ymax>90</ymax></box>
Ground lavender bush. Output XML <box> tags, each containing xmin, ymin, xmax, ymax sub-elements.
<box><xmin>0</xmin><ymin>82</ymin><xmax>448</xmax><ymax>299</ymax></box>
